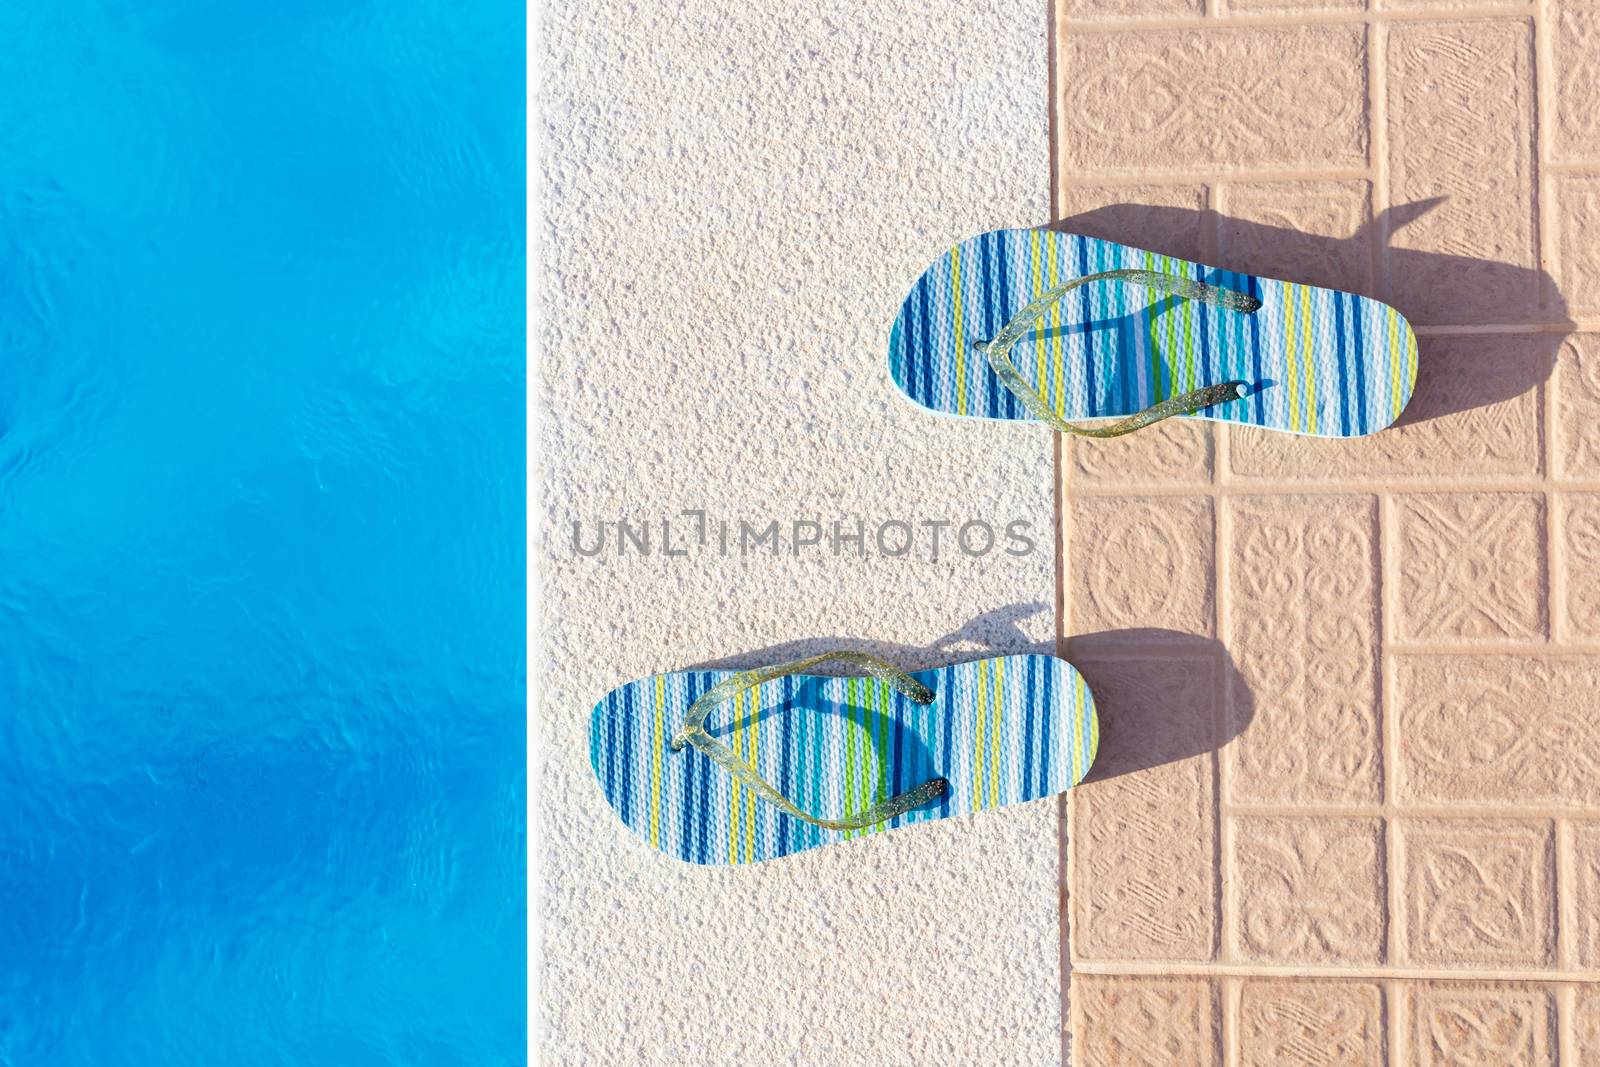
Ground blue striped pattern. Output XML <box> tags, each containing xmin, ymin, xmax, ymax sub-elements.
<box><xmin>589</xmin><ymin>655</ymin><xmax>1098</xmax><ymax>865</ymax></box>
<box><xmin>887</xmin><ymin>229</ymin><xmax>1419</xmax><ymax>437</ymax></box>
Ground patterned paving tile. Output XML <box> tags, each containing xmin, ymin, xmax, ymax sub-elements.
<box><xmin>1393</xmin><ymin>493</ymin><xmax>1546</xmax><ymax>642</ymax></box>
<box><xmin>1062</xmin><ymin>26</ymin><xmax>1368</xmax><ymax>174</ymax></box>
<box><xmin>1553</xmin><ymin>1</ymin><xmax>1600</xmax><ymax>163</ymax></box>
<box><xmin>1229</xmin><ymin>335</ymin><xmax>1549</xmax><ymax>483</ymax></box>
<box><xmin>1557</xmin><ymin>336</ymin><xmax>1600</xmax><ymax>479</ymax></box>
<box><xmin>1071</xmin><ymin>976</ymin><xmax>1219</xmax><ymax>1066</ymax></box>
<box><xmin>1395</xmin><ymin>820</ymin><xmax>1555</xmax><ymax>969</ymax></box>
<box><xmin>1395</xmin><ymin>657</ymin><xmax>1600</xmax><ymax>808</ymax></box>
<box><xmin>1069</xmin><ymin>496</ymin><xmax>1214</xmax><ymax>638</ymax></box>
<box><xmin>1071</xmin><ymin>656</ymin><xmax>1217</xmax><ymax>962</ymax></box>
<box><xmin>1214</xmin><ymin>180</ymin><xmax>1372</xmax><ymax>293</ymax></box>
<box><xmin>1237</xmin><ymin>980</ymin><xmax>1384</xmax><ymax>1066</ymax></box>
<box><xmin>1059</xmin><ymin>0</ymin><xmax>1600</xmax><ymax>1060</ymax></box>
<box><xmin>1404</xmin><ymin>983</ymin><xmax>1556</xmax><ymax>1065</ymax></box>
<box><xmin>1385</xmin><ymin>19</ymin><xmax>1537</xmax><ymax>324</ymax></box>
<box><xmin>1230</xmin><ymin>816</ymin><xmax>1386</xmax><ymax>964</ymax></box>
<box><xmin>1225</xmin><ymin>494</ymin><xmax>1381</xmax><ymax>805</ymax></box>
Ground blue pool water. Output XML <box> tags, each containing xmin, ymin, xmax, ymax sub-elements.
<box><xmin>0</xmin><ymin>5</ymin><xmax>524</xmax><ymax>1064</ymax></box>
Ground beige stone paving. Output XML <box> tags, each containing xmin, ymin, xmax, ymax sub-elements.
<box><xmin>1056</xmin><ymin>0</ymin><xmax>1600</xmax><ymax>1060</ymax></box>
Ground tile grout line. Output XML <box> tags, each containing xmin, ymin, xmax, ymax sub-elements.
<box><xmin>1379</xmin><ymin>490</ymin><xmax>1402</xmax><ymax>975</ymax></box>
<box><xmin>1536</xmin><ymin>16</ymin><xmax>1561</xmax><ymax>1017</ymax></box>
<box><xmin>1068</xmin><ymin>167</ymin><xmax>1376</xmax><ymax>187</ymax></box>
<box><xmin>1209</xmin><ymin>285</ymin><xmax>1231</xmax><ymax>998</ymax></box>
<box><xmin>1227</xmin><ymin>801</ymin><xmax>1600</xmax><ymax>819</ymax></box>
<box><xmin>1069</xmin><ymin>477</ymin><xmax>1600</xmax><ymax>496</ymax></box>
<box><xmin>1213</xmin><ymin>421</ymin><xmax>1232</xmax><ymax>982</ymax></box>
<box><xmin>1534</xmin><ymin>0</ymin><xmax>1558</xmax><ymax>314</ymax></box>
<box><xmin>1528</xmin><ymin>2</ymin><xmax>1548</xmax><ymax>326</ymax></box>
<box><xmin>1068</xmin><ymin>960</ymin><xmax>1600</xmax><ymax>982</ymax></box>
<box><xmin>1211</xmin><ymin>213</ymin><xmax>1231</xmax><ymax>992</ymax></box>
<box><xmin>1558</xmin><ymin>981</ymin><xmax>1576</xmax><ymax>1067</ymax></box>
<box><xmin>1074</xmin><ymin>639</ymin><xmax>1600</xmax><ymax>659</ymax></box>
<box><xmin>1048</xmin><ymin>3</ymin><xmax>1076</xmax><ymax>1054</ymax></box>
<box><xmin>1221</xmin><ymin>975</ymin><xmax>1238</xmax><ymax>1067</ymax></box>
<box><xmin>1064</xmin><ymin>4</ymin><xmax>1537</xmax><ymax>34</ymax></box>
<box><xmin>1532</xmin><ymin>14</ymin><xmax>1565</xmax><ymax>913</ymax></box>
<box><xmin>1388</xmin><ymin>977</ymin><xmax>1406</xmax><ymax>1067</ymax></box>
<box><xmin>1370</xmin><ymin>16</ymin><xmax>1404</xmax><ymax>994</ymax></box>
<box><xmin>1368</xmin><ymin>4</ymin><xmax>1388</xmax><ymax>301</ymax></box>
<box><xmin>1547</xmin><ymin>18</ymin><xmax>1571</xmax><ymax>978</ymax></box>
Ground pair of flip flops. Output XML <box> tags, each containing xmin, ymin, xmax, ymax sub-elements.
<box><xmin>593</xmin><ymin>229</ymin><xmax>1418</xmax><ymax>865</ymax></box>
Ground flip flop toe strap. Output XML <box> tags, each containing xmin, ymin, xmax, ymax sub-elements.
<box><xmin>979</xmin><ymin>267</ymin><xmax>1258</xmax><ymax>438</ymax></box>
<box><xmin>669</xmin><ymin>651</ymin><xmax>949</xmax><ymax>832</ymax></box>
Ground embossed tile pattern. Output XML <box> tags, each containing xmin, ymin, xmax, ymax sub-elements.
<box><xmin>1237</xmin><ymin>980</ymin><xmax>1384</xmax><ymax>1066</ymax></box>
<box><xmin>1072</xmin><ymin>656</ymin><xmax>1217</xmax><ymax>962</ymax></box>
<box><xmin>1061</xmin><ymin>0</ymin><xmax>1600</xmax><ymax>1060</ymax></box>
<box><xmin>1406</xmin><ymin>983</ymin><xmax>1556</xmax><ymax>1065</ymax></box>
<box><xmin>1229</xmin><ymin>335</ymin><xmax>1551</xmax><ymax>482</ymax></box>
<box><xmin>1072</xmin><ymin>976</ymin><xmax>1219</xmax><ymax>1066</ymax></box>
<box><xmin>1394</xmin><ymin>493</ymin><xmax>1546</xmax><ymax>642</ymax></box>
<box><xmin>1070</xmin><ymin>497</ymin><xmax>1214</xmax><ymax>637</ymax></box>
<box><xmin>1579</xmin><ymin>983</ymin><xmax>1600</xmax><ymax>1060</ymax></box>
<box><xmin>1386</xmin><ymin>19</ymin><xmax>1538</xmax><ymax>324</ymax></box>
<box><xmin>1558</xmin><ymin>336</ymin><xmax>1600</xmax><ymax>477</ymax></box>
<box><xmin>1225</xmin><ymin>495</ymin><xmax>1381</xmax><ymax>806</ymax></box>
<box><xmin>1062</xmin><ymin>27</ymin><xmax>1368</xmax><ymax>174</ymax></box>
<box><xmin>1231</xmin><ymin>816</ymin><xmax>1386</xmax><ymax>964</ymax></box>
<box><xmin>1397</xmin><ymin>820</ymin><xmax>1555</xmax><ymax>968</ymax></box>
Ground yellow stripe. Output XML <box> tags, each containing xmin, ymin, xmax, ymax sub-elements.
<box><xmin>745</xmin><ymin>681</ymin><xmax>758</xmax><ymax>862</ymax></box>
<box><xmin>650</xmin><ymin>675</ymin><xmax>665</xmax><ymax>849</ymax></box>
<box><xmin>1083</xmin><ymin>675</ymin><xmax>1098</xmax><ymax>772</ymax></box>
<box><xmin>1070</xmin><ymin>674</ymin><xmax>1085</xmax><ymax>785</ymax></box>
<box><xmin>972</xmin><ymin>661</ymin><xmax>988</xmax><ymax>811</ymax></box>
<box><xmin>1282</xmin><ymin>284</ymin><xmax>1300</xmax><ymax>431</ymax></box>
<box><xmin>1031</xmin><ymin>230</ymin><xmax>1046</xmax><ymax>398</ymax></box>
<box><xmin>864</xmin><ymin>681</ymin><xmax>877</xmax><ymax>835</ymax></box>
<box><xmin>1300</xmin><ymin>283</ymin><xmax>1318</xmax><ymax>434</ymax></box>
<box><xmin>1388</xmin><ymin>306</ymin><xmax>1403</xmax><ymax>419</ymax></box>
<box><xmin>873</xmin><ymin>680</ymin><xmax>889</xmax><ymax>834</ymax></box>
<box><xmin>727</xmin><ymin>690</ymin><xmax>741</xmax><ymax>865</ymax></box>
<box><xmin>989</xmin><ymin>658</ymin><xmax>1003</xmax><ymax>808</ymax></box>
<box><xmin>1050</xmin><ymin>237</ymin><xmax>1065</xmax><ymax>415</ymax></box>
<box><xmin>951</xmin><ymin>246</ymin><xmax>966</xmax><ymax>416</ymax></box>
<box><xmin>1156</xmin><ymin>255</ymin><xmax>1169</xmax><ymax>397</ymax></box>
<box><xmin>1086</xmin><ymin>674</ymin><xmax>1100</xmax><ymax>767</ymax></box>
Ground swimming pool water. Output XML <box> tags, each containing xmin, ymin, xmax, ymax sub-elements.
<box><xmin>0</xmin><ymin>4</ymin><xmax>524</xmax><ymax>1063</ymax></box>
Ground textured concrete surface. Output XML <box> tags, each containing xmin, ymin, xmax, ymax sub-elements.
<box><xmin>1060</xmin><ymin>0</ymin><xmax>1600</xmax><ymax>1062</ymax></box>
<box><xmin>540</xmin><ymin>4</ymin><xmax>1057</xmax><ymax>1064</ymax></box>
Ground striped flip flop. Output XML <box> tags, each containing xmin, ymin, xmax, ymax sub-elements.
<box><xmin>589</xmin><ymin>651</ymin><xmax>1098</xmax><ymax>865</ymax></box>
<box><xmin>888</xmin><ymin>228</ymin><xmax>1418</xmax><ymax>438</ymax></box>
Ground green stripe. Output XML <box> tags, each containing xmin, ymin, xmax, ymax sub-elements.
<box><xmin>1181</xmin><ymin>263</ymin><xmax>1196</xmax><ymax>390</ymax></box>
<box><xmin>843</xmin><ymin>677</ymin><xmax>859</xmax><ymax>839</ymax></box>
<box><xmin>1144</xmin><ymin>249</ymin><xmax>1159</xmax><ymax>402</ymax></box>
<box><xmin>858</xmin><ymin>686</ymin><xmax>873</xmax><ymax>830</ymax></box>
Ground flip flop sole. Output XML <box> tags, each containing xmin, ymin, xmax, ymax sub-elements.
<box><xmin>590</xmin><ymin>655</ymin><xmax>1098</xmax><ymax>865</ymax></box>
<box><xmin>889</xmin><ymin>228</ymin><xmax>1418</xmax><ymax>438</ymax></box>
